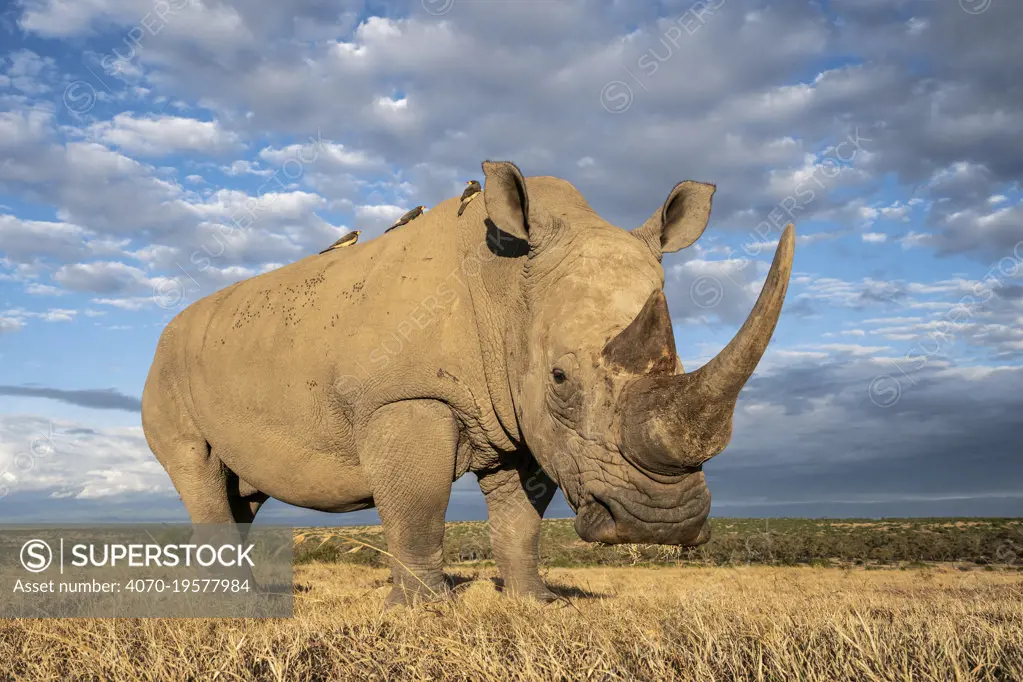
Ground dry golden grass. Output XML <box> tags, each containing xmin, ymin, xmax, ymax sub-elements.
<box><xmin>1</xmin><ymin>564</ymin><xmax>1020</xmax><ymax>681</ymax></box>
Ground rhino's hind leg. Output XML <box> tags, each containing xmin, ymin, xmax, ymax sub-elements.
<box><xmin>226</xmin><ymin>468</ymin><xmax>269</xmax><ymax>526</ymax></box>
<box><xmin>361</xmin><ymin>400</ymin><xmax>458</xmax><ymax>608</ymax></box>
<box><xmin>150</xmin><ymin>439</ymin><xmax>266</xmax><ymax>583</ymax></box>
<box><xmin>154</xmin><ymin>438</ymin><xmax>247</xmax><ymax>525</ymax></box>
<box><xmin>146</xmin><ymin>420</ymin><xmax>266</xmax><ymax>525</ymax></box>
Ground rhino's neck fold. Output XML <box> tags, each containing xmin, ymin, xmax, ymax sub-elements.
<box><xmin>457</xmin><ymin>220</ymin><xmax>530</xmax><ymax>452</ymax></box>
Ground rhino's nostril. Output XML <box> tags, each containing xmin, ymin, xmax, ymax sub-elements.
<box><xmin>574</xmin><ymin>496</ymin><xmax>617</xmax><ymax>543</ymax></box>
<box><xmin>684</xmin><ymin>520</ymin><xmax>712</xmax><ymax>547</ymax></box>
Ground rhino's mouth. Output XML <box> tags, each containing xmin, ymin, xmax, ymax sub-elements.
<box><xmin>574</xmin><ymin>491</ymin><xmax>711</xmax><ymax>546</ymax></box>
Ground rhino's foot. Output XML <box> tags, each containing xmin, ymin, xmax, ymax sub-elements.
<box><xmin>501</xmin><ymin>579</ymin><xmax>559</xmax><ymax>603</ymax></box>
<box><xmin>383</xmin><ymin>576</ymin><xmax>453</xmax><ymax>609</ymax></box>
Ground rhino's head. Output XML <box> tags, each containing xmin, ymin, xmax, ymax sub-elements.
<box><xmin>482</xmin><ymin>161</ymin><xmax>794</xmax><ymax>547</ymax></box>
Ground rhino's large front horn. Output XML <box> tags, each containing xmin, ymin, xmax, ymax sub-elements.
<box><xmin>615</xmin><ymin>224</ymin><xmax>795</xmax><ymax>474</ymax></box>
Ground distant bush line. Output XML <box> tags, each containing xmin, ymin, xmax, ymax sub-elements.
<box><xmin>294</xmin><ymin>517</ymin><xmax>1023</xmax><ymax>570</ymax></box>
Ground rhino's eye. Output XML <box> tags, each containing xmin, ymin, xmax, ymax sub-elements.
<box><xmin>551</xmin><ymin>368</ymin><xmax>567</xmax><ymax>384</ymax></box>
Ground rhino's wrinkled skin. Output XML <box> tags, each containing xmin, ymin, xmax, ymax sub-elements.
<box><xmin>142</xmin><ymin>161</ymin><xmax>794</xmax><ymax>606</ymax></box>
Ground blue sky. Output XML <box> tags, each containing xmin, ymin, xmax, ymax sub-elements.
<box><xmin>1</xmin><ymin>0</ymin><xmax>1021</xmax><ymax>524</ymax></box>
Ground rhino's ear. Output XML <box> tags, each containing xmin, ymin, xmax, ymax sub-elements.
<box><xmin>632</xmin><ymin>181</ymin><xmax>716</xmax><ymax>257</ymax></box>
<box><xmin>482</xmin><ymin>160</ymin><xmax>530</xmax><ymax>241</ymax></box>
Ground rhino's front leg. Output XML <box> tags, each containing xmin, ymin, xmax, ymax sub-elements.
<box><xmin>476</xmin><ymin>457</ymin><xmax>558</xmax><ymax>601</ymax></box>
<box><xmin>362</xmin><ymin>400</ymin><xmax>458</xmax><ymax>608</ymax></box>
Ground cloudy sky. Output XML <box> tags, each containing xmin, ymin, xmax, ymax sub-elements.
<box><xmin>1</xmin><ymin>0</ymin><xmax>1021</xmax><ymax>525</ymax></box>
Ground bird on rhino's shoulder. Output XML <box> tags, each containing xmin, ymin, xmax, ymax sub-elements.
<box><xmin>319</xmin><ymin>230</ymin><xmax>360</xmax><ymax>254</ymax></box>
<box><xmin>457</xmin><ymin>180</ymin><xmax>481</xmax><ymax>216</ymax></box>
<box><xmin>384</xmin><ymin>205</ymin><xmax>425</xmax><ymax>233</ymax></box>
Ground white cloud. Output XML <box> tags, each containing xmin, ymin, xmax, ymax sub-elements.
<box><xmin>0</xmin><ymin>214</ymin><xmax>91</xmax><ymax>263</ymax></box>
<box><xmin>0</xmin><ymin>307</ymin><xmax>78</xmax><ymax>328</ymax></box>
<box><xmin>259</xmin><ymin>140</ymin><xmax>384</xmax><ymax>171</ymax></box>
<box><xmin>375</xmin><ymin>96</ymin><xmax>407</xmax><ymax>111</ymax></box>
<box><xmin>0</xmin><ymin>317</ymin><xmax>23</xmax><ymax>334</ymax></box>
<box><xmin>906</xmin><ymin>17</ymin><xmax>928</xmax><ymax>37</ymax></box>
<box><xmin>813</xmin><ymin>343</ymin><xmax>890</xmax><ymax>356</ymax></box>
<box><xmin>745</xmin><ymin>230</ymin><xmax>845</xmax><ymax>252</ymax></box>
<box><xmin>53</xmin><ymin>261</ymin><xmax>159</xmax><ymax>295</ymax></box>
<box><xmin>86</xmin><ymin>114</ymin><xmax>243</xmax><ymax>157</ymax></box>
<box><xmin>90</xmin><ymin>296</ymin><xmax>156</xmax><ymax>311</ymax></box>
<box><xmin>222</xmin><ymin>159</ymin><xmax>271</xmax><ymax>177</ymax></box>
<box><xmin>33</xmin><ymin>308</ymin><xmax>76</xmax><ymax>322</ymax></box>
<box><xmin>906</xmin><ymin>197</ymin><xmax>1023</xmax><ymax>257</ymax></box>
<box><xmin>23</xmin><ymin>283</ymin><xmax>66</xmax><ymax>296</ymax></box>
<box><xmin>3</xmin><ymin>49</ymin><xmax>56</xmax><ymax>95</ymax></box>
<box><xmin>0</xmin><ymin>415</ymin><xmax>169</xmax><ymax>499</ymax></box>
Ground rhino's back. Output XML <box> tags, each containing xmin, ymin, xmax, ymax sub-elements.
<box><xmin>164</xmin><ymin>199</ymin><xmax>486</xmax><ymax>458</ymax></box>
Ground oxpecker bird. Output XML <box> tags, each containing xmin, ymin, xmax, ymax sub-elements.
<box><xmin>384</xmin><ymin>205</ymin><xmax>425</xmax><ymax>233</ymax></box>
<box><xmin>457</xmin><ymin>180</ymin><xmax>481</xmax><ymax>217</ymax></box>
<box><xmin>319</xmin><ymin>230</ymin><xmax>360</xmax><ymax>254</ymax></box>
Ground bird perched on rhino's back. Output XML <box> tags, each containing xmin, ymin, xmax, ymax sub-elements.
<box><xmin>384</xmin><ymin>205</ymin><xmax>425</xmax><ymax>233</ymax></box>
<box><xmin>457</xmin><ymin>180</ymin><xmax>481</xmax><ymax>216</ymax></box>
<box><xmin>319</xmin><ymin>230</ymin><xmax>360</xmax><ymax>254</ymax></box>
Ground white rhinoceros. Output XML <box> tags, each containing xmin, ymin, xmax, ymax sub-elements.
<box><xmin>141</xmin><ymin>161</ymin><xmax>794</xmax><ymax>606</ymax></box>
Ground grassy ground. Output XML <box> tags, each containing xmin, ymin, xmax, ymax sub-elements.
<box><xmin>2</xmin><ymin>518</ymin><xmax>1021</xmax><ymax>680</ymax></box>
<box><xmin>1</xmin><ymin>563</ymin><xmax>1020</xmax><ymax>681</ymax></box>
